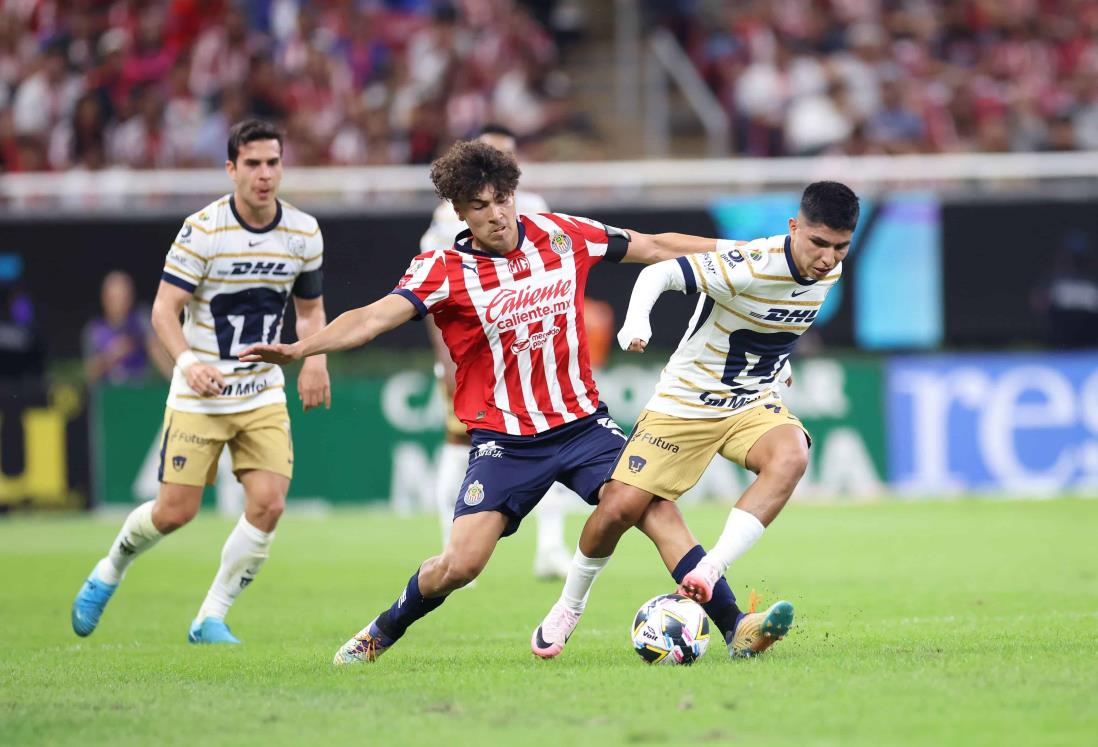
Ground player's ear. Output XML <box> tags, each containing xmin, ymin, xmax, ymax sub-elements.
<box><xmin>225</xmin><ymin>159</ymin><xmax>235</xmax><ymax>178</ymax></box>
<box><xmin>788</xmin><ymin>217</ymin><xmax>797</xmax><ymax>235</ymax></box>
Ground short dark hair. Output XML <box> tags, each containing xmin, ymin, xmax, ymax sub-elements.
<box><xmin>430</xmin><ymin>140</ymin><xmax>521</xmax><ymax>204</ymax></box>
<box><xmin>800</xmin><ymin>181</ymin><xmax>860</xmax><ymax>232</ymax></box>
<box><xmin>227</xmin><ymin>119</ymin><xmax>283</xmax><ymax>163</ymax></box>
<box><xmin>479</xmin><ymin>123</ymin><xmax>516</xmax><ymax>140</ymax></box>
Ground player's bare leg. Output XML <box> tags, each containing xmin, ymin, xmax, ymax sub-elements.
<box><xmin>679</xmin><ymin>425</ymin><xmax>807</xmax><ymax>657</ymax></box>
<box><xmin>190</xmin><ymin>470</ymin><xmax>288</xmax><ymax>644</ymax></box>
<box><xmin>533</xmin><ymin>485</ymin><xmax>745</xmax><ymax>658</ymax></box>
<box><xmin>72</xmin><ymin>482</ymin><xmax>202</xmax><ymax>637</ymax></box>
<box><xmin>531</xmin><ymin>480</ymin><xmax>651</xmax><ymax>657</ymax></box>
<box><xmin>335</xmin><ymin>512</ymin><xmax>507</xmax><ymax>665</ymax></box>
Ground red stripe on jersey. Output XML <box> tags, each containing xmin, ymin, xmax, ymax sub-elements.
<box><xmin>444</xmin><ymin>252</ymin><xmax>507</xmax><ymax>433</ymax></box>
<box><xmin>521</xmin><ymin>219</ymin><xmax>563</xmax><ymax>272</ymax></box>
<box><xmin>496</xmin><ymin>325</ymin><xmax>537</xmax><ymax>435</ymax></box>
<box><xmin>476</xmin><ymin>255</ymin><xmax>500</xmax><ymax>291</ymax></box>
<box><xmin>571</xmin><ymin>293</ymin><xmax>600</xmax><ymax>403</ymax></box>
<box><xmin>547</xmin><ymin>311</ymin><xmax>581</xmax><ymax>413</ymax></box>
<box><xmin>542</xmin><ymin>213</ymin><xmax>606</xmax><ymax>270</ymax></box>
<box><xmin>527</xmin><ymin>337</ymin><xmax>566</xmax><ymax>430</ymax></box>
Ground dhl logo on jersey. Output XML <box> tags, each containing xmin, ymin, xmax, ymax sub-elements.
<box><xmin>223</xmin><ymin>261</ymin><xmax>294</xmax><ymax>277</ymax></box>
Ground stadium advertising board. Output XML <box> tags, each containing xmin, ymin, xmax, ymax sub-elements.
<box><xmin>0</xmin><ymin>382</ymin><xmax>89</xmax><ymax>510</ymax></box>
<box><xmin>92</xmin><ymin>357</ymin><xmax>885</xmax><ymax>507</ymax></box>
<box><xmin>887</xmin><ymin>353</ymin><xmax>1098</xmax><ymax>495</ymax></box>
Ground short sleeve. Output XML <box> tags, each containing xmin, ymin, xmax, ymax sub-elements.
<box><xmin>300</xmin><ymin>228</ymin><xmax>323</xmax><ymax>273</ymax></box>
<box><xmin>162</xmin><ymin>220</ymin><xmax>212</xmax><ymax>293</ymax></box>
<box><xmin>390</xmin><ymin>251</ymin><xmax>450</xmax><ymax>318</ymax></box>
<box><xmin>545</xmin><ymin>213</ymin><xmax>629</xmax><ymax>267</ymax></box>
<box><xmin>677</xmin><ymin>239</ymin><xmax>757</xmax><ymax>302</ymax></box>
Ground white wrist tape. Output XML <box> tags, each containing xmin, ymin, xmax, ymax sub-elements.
<box><xmin>175</xmin><ymin>350</ymin><xmax>200</xmax><ymax>373</ymax></box>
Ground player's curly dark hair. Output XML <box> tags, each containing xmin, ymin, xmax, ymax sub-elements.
<box><xmin>430</xmin><ymin>140</ymin><xmax>521</xmax><ymax>204</ymax></box>
<box><xmin>800</xmin><ymin>181</ymin><xmax>860</xmax><ymax>232</ymax></box>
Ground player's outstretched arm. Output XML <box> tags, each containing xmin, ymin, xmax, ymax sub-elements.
<box><xmin>617</xmin><ymin>260</ymin><xmax>688</xmax><ymax>353</ymax></box>
<box><xmin>619</xmin><ymin>231</ymin><xmax>720</xmax><ymax>264</ymax></box>
<box><xmin>239</xmin><ymin>294</ymin><xmax>418</xmax><ymax>364</ymax></box>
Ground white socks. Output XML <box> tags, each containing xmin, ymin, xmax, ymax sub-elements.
<box><xmin>701</xmin><ymin>507</ymin><xmax>766</xmax><ymax>576</ymax></box>
<box><xmin>534</xmin><ymin>483</ymin><xmax>569</xmax><ymax>556</ymax></box>
<box><xmin>436</xmin><ymin>442</ymin><xmax>470</xmax><ymax>548</ymax></box>
<box><xmin>559</xmin><ymin>548</ymin><xmax>611</xmax><ymax>613</ymax></box>
<box><xmin>196</xmin><ymin>515</ymin><xmax>275</xmax><ymax>622</ymax></box>
<box><xmin>96</xmin><ymin>501</ymin><xmax>163</xmax><ymax>584</ymax></box>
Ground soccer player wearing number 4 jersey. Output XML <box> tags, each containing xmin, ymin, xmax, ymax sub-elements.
<box><xmin>532</xmin><ymin>182</ymin><xmax>858</xmax><ymax>659</ymax></box>
<box><xmin>71</xmin><ymin>120</ymin><xmax>332</xmax><ymax>644</ymax></box>
<box><xmin>240</xmin><ymin>140</ymin><xmax>749</xmax><ymax>665</ymax></box>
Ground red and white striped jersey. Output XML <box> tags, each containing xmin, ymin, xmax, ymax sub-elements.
<box><xmin>393</xmin><ymin>213</ymin><xmax>629</xmax><ymax>435</ymax></box>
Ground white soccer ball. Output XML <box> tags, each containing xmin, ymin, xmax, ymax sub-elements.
<box><xmin>631</xmin><ymin>593</ymin><xmax>711</xmax><ymax>665</ymax></box>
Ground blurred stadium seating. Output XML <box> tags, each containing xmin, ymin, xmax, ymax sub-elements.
<box><xmin>0</xmin><ymin>0</ymin><xmax>588</xmax><ymax>172</ymax></box>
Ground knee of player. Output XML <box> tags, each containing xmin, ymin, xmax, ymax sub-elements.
<box><xmin>249</xmin><ymin>491</ymin><xmax>286</xmax><ymax>522</ymax></box>
<box><xmin>153</xmin><ymin>503</ymin><xmax>198</xmax><ymax>533</ymax></box>
<box><xmin>598</xmin><ymin>484</ymin><xmax>648</xmax><ymax>531</ymax></box>
<box><xmin>439</xmin><ymin>554</ymin><xmax>483</xmax><ymax>588</ymax></box>
<box><xmin>764</xmin><ymin>449</ymin><xmax>809</xmax><ymax>485</ymax></box>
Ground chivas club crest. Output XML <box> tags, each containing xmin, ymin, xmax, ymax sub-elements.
<box><xmin>463</xmin><ymin>480</ymin><xmax>486</xmax><ymax>506</ymax></box>
<box><xmin>550</xmin><ymin>232</ymin><xmax>572</xmax><ymax>255</ymax></box>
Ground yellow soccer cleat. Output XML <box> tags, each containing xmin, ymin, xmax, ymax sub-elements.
<box><xmin>728</xmin><ymin>592</ymin><xmax>794</xmax><ymax>659</ymax></box>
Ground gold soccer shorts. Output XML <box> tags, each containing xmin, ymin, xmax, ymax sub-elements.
<box><xmin>156</xmin><ymin>403</ymin><xmax>294</xmax><ymax>486</ymax></box>
<box><xmin>610</xmin><ymin>403</ymin><xmax>810</xmax><ymax>500</ymax></box>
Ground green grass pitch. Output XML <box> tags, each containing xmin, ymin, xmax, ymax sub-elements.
<box><xmin>2</xmin><ymin>499</ymin><xmax>1096</xmax><ymax>747</ymax></box>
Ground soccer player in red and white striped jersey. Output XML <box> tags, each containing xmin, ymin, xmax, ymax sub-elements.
<box><xmin>241</xmin><ymin>140</ymin><xmax>739</xmax><ymax>664</ymax></box>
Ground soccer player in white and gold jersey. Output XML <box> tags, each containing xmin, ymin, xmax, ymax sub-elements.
<box><xmin>533</xmin><ymin>181</ymin><xmax>858</xmax><ymax>660</ymax></box>
<box><xmin>71</xmin><ymin>120</ymin><xmax>331</xmax><ymax>644</ymax></box>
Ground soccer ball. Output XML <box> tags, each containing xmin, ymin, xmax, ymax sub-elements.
<box><xmin>631</xmin><ymin>593</ymin><xmax>710</xmax><ymax>665</ymax></box>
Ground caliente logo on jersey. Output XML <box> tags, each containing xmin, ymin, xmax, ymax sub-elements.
<box><xmin>485</xmin><ymin>279</ymin><xmax>573</xmax><ymax>329</ymax></box>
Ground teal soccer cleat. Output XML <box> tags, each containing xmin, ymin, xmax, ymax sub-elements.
<box><xmin>188</xmin><ymin>617</ymin><xmax>241</xmax><ymax>645</ymax></box>
<box><xmin>71</xmin><ymin>572</ymin><xmax>119</xmax><ymax>637</ymax></box>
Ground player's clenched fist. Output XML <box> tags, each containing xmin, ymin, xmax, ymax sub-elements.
<box><xmin>183</xmin><ymin>361</ymin><xmax>226</xmax><ymax>397</ymax></box>
<box><xmin>616</xmin><ymin>319</ymin><xmax>651</xmax><ymax>353</ymax></box>
<box><xmin>238</xmin><ymin>342</ymin><xmax>302</xmax><ymax>365</ymax></box>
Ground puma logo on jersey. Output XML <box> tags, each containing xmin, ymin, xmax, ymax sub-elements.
<box><xmin>228</xmin><ymin>261</ymin><xmax>292</xmax><ymax>277</ymax></box>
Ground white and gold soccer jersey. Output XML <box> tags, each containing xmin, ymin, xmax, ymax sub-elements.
<box><xmin>636</xmin><ymin>234</ymin><xmax>841</xmax><ymax>420</ymax></box>
<box><xmin>161</xmin><ymin>195</ymin><xmax>323</xmax><ymax>415</ymax></box>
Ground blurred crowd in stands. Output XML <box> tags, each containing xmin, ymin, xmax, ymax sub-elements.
<box><xmin>650</xmin><ymin>0</ymin><xmax>1098</xmax><ymax>156</ymax></box>
<box><xmin>0</xmin><ymin>0</ymin><xmax>582</xmax><ymax>172</ymax></box>
<box><xmin>9</xmin><ymin>0</ymin><xmax>1098</xmax><ymax>172</ymax></box>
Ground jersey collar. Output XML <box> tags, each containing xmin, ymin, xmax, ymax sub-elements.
<box><xmin>452</xmin><ymin>219</ymin><xmax>527</xmax><ymax>258</ymax></box>
<box><xmin>784</xmin><ymin>234</ymin><xmax>816</xmax><ymax>286</ymax></box>
<box><xmin>230</xmin><ymin>195</ymin><xmax>283</xmax><ymax>234</ymax></box>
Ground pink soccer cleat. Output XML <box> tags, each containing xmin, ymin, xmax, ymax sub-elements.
<box><xmin>531</xmin><ymin>601</ymin><xmax>582</xmax><ymax>659</ymax></box>
<box><xmin>678</xmin><ymin>561</ymin><xmax>721</xmax><ymax>604</ymax></box>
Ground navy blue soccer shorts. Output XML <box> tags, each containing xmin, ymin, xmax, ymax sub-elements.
<box><xmin>453</xmin><ymin>403</ymin><xmax>629</xmax><ymax>537</ymax></box>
